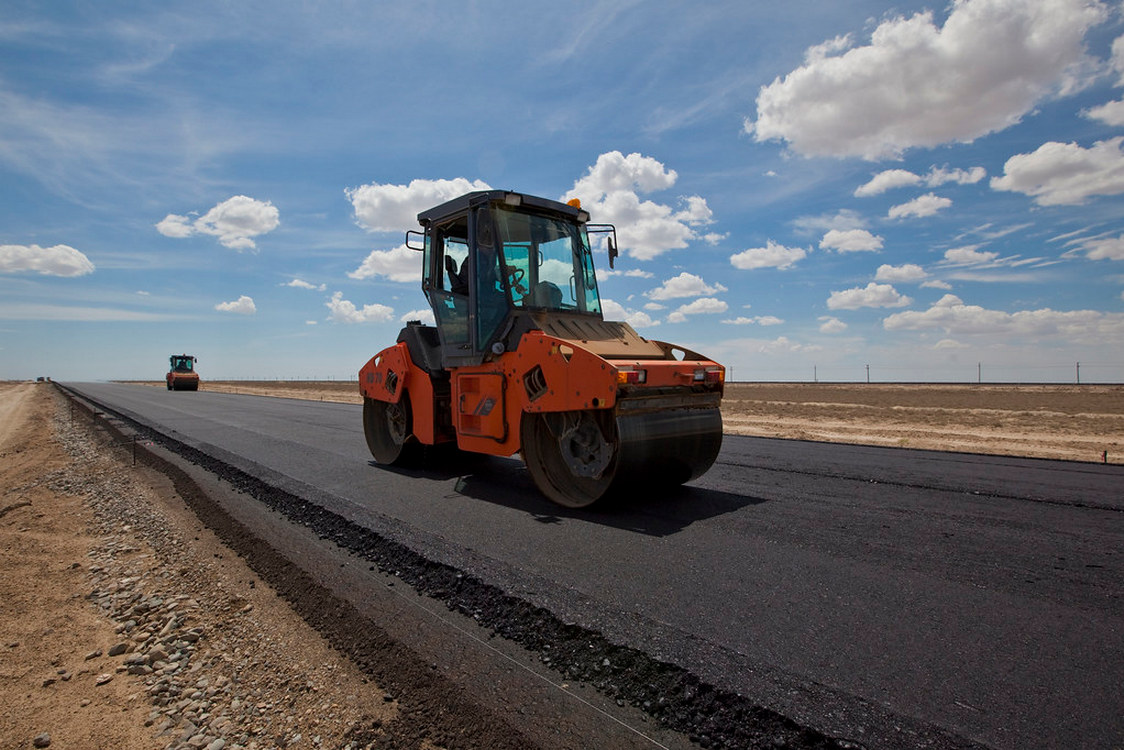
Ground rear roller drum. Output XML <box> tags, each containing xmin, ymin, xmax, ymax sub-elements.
<box><xmin>364</xmin><ymin>393</ymin><xmax>419</xmax><ymax>466</ymax></box>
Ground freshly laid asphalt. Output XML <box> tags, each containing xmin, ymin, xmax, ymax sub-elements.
<box><xmin>64</xmin><ymin>382</ymin><xmax>1124</xmax><ymax>750</ymax></box>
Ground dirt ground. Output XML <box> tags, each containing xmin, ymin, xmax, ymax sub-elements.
<box><xmin>144</xmin><ymin>379</ymin><xmax>1124</xmax><ymax>465</ymax></box>
<box><xmin>0</xmin><ymin>382</ymin><xmax>398</xmax><ymax>750</ymax></box>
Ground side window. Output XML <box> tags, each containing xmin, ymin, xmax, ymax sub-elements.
<box><xmin>429</xmin><ymin>219</ymin><xmax>471</xmax><ymax>346</ymax></box>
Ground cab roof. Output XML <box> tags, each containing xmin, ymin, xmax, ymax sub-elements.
<box><xmin>416</xmin><ymin>190</ymin><xmax>587</xmax><ymax>226</ymax></box>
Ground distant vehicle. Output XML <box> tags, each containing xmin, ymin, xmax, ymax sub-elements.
<box><xmin>166</xmin><ymin>354</ymin><xmax>199</xmax><ymax>391</ymax></box>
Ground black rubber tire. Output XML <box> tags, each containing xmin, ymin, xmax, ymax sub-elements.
<box><xmin>363</xmin><ymin>393</ymin><xmax>418</xmax><ymax>466</ymax></box>
<box><xmin>520</xmin><ymin>411</ymin><xmax>617</xmax><ymax>508</ymax></box>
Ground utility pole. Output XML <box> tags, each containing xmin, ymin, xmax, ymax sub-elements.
<box><xmin>865</xmin><ymin>364</ymin><xmax>870</xmax><ymax>383</ymax></box>
<box><xmin>814</xmin><ymin>365</ymin><xmax>818</xmax><ymax>383</ymax></box>
<box><xmin>1076</xmin><ymin>361</ymin><xmax>1081</xmax><ymax>384</ymax></box>
<box><xmin>978</xmin><ymin>362</ymin><xmax>981</xmax><ymax>383</ymax></box>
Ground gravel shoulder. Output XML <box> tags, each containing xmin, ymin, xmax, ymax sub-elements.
<box><xmin>1</xmin><ymin>382</ymin><xmax>398</xmax><ymax>750</ymax></box>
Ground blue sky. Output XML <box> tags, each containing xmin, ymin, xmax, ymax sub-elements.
<box><xmin>3</xmin><ymin>0</ymin><xmax>1124</xmax><ymax>383</ymax></box>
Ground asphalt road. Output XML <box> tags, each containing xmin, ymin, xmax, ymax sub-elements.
<box><xmin>64</xmin><ymin>382</ymin><xmax>1124</xmax><ymax>749</ymax></box>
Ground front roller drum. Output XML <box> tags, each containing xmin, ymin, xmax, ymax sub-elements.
<box><xmin>363</xmin><ymin>393</ymin><xmax>420</xmax><ymax>466</ymax></box>
<box><xmin>521</xmin><ymin>408</ymin><xmax>723</xmax><ymax>508</ymax></box>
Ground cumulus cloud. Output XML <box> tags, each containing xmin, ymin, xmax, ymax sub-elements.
<box><xmin>883</xmin><ymin>293</ymin><xmax>1124</xmax><ymax>342</ymax></box>
<box><xmin>284</xmin><ymin>279</ymin><xmax>326</xmax><ymax>291</ymax></box>
<box><xmin>854</xmin><ymin>169</ymin><xmax>922</xmax><ymax>196</ymax></box>
<box><xmin>0</xmin><ymin>243</ymin><xmax>94</xmax><ymax>277</ymax></box>
<box><xmin>827</xmin><ymin>282</ymin><xmax>912</xmax><ymax>310</ymax></box>
<box><xmin>747</xmin><ymin>0</ymin><xmax>1107</xmax><ymax>159</ymax></box>
<box><xmin>667</xmin><ymin>297</ymin><xmax>728</xmax><ymax>323</ymax></box>
<box><xmin>214</xmin><ymin>295</ymin><xmax>256</xmax><ymax>315</ymax></box>
<box><xmin>819</xmin><ymin>229</ymin><xmax>883</xmax><ymax>252</ymax></box>
<box><xmin>563</xmin><ymin>151</ymin><xmax>713</xmax><ymax>261</ymax></box>
<box><xmin>888</xmin><ymin>193</ymin><xmax>952</xmax><ymax>219</ymax></box>
<box><xmin>819</xmin><ymin>316</ymin><xmax>848</xmax><ymax>333</ymax></box>
<box><xmin>875</xmin><ymin>263</ymin><xmax>928</xmax><ymax>282</ymax></box>
<box><xmin>757</xmin><ymin>336</ymin><xmax>822</xmax><ymax>354</ymax></box>
<box><xmin>648</xmin><ymin>272</ymin><xmax>727</xmax><ymax>300</ymax></box>
<box><xmin>601</xmin><ymin>298</ymin><xmax>659</xmax><ymax>328</ymax></box>
<box><xmin>942</xmin><ymin>246</ymin><xmax>1000</xmax><ymax>265</ymax></box>
<box><xmin>855</xmin><ymin>166</ymin><xmax>987</xmax><ymax>196</ymax></box>
<box><xmin>1080</xmin><ymin>235</ymin><xmax>1124</xmax><ymax>261</ymax></box>
<box><xmin>1084</xmin><ymin>99</ymin><xmax>1124</xmax><ymax>126</ymax></box>
<box><xmin>722</xmin><ymin>315</ymin><xmax>784</xmax><ymax>326</ymax></box>
<box><xmin>730</xmin><ymin>240</ymin><xmax>807</xmax><ymax>270</ymax></box>
<box><xmin>157</xmin><ymin>196</ymin><xmax>280</xmax><ymax>251</ymax></box>
<box><xmin>990</xmin><ymin>137</ymin><xmax>1124</xmax><ymax>205</ymax></box>
<box><xmin>326</xmin><ymin>291</ymin><xmax>394</xmax><ymax>323</ymax></box>
<box><xmin>400</xmin><ymin>308</ymin><xmax>436</xmax><ymax>325</ymax></box>
<box><xmin>349</xmin><ymin>244</ymin><xmax>422</xmax><ymax>283</ymax></box>
<box><xmin>347</xmin><ymin>178</ymin><xmax>491</xmax><ymax>233</ymax></box>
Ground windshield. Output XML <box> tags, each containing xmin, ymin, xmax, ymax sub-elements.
<box><xmin>493</xmin><ymin>205</ymin><xmax>602</xmax><ymax>315</ymax></box>
<box><xmin>171</xmin><ymin>357</ymin><xmax>193</xmax><ymax>372</ymax></box>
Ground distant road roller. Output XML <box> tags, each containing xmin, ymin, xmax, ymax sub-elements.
<box><xmin>166</xmin><ymin>354</ymin><xmax>199</xmax><ymax>391</ymax></box>
<box><xmin>358</xmin><ymin>190</ymin><xmax>724</xmax><ymax>507</ymax></box>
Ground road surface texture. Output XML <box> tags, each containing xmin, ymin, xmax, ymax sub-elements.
<box><xmin>61</xmin><ymin>382</ymin><xmax>1123</xmax><ymax>750</ymax></box>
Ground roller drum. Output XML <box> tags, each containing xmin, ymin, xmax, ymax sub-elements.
<box><xmin>612</xmin><ymin>407</ymin><xmax>723</xmax><ymax>487</ymax></box>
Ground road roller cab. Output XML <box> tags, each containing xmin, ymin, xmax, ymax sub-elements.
<box><xmin>166</xmin><ymin>354</ymin><xmax>199</xmax><ymax>391</ymax></box>
<box><xmin>358</xmin><ymin>190</ymin><xmax>724</xmax><ymax>507</ymax></box>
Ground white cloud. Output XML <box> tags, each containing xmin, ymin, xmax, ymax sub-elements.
<box><xmin>400</xmin><ymin>309</ymin><xmax>436</xmax><ymax>325</ymax></box>
<box><xmin>819</xmin><ymin>316</ymin><xmax>848</xmax><ymax>333</ymax></box>
<box><xmin>157</xmin><ymin>196</ymin><xmax>280</xmax><ymax>250</ymax></box>
<box><xmin>855</xmin><ymin>169</ymin><xmax>921</xmax><ymax>197</ymax></box>
<box><xmin>855</xmin><ymin>166</ymin><xmax>986</xmax><ymax>197</ymax></box>
<box><xmin>598</xmin><ymin>268</ymin><xmax>655</xmax><ymax>280</ymax></box>
<box><xmin>875</xmin><ymin>263</ymin><xmax>928</xmax><ymax>282</ymax></box>
<box><xmin>1081</xmin><ymin>235</ymin><xmax>1124</xmax><ymax>261</ymax></box>
<box><xmin>648</xmin><ymin>272</ymin><xmax>727</xmax><ymax>300</ymax></box>
<box><xmin>990</xmin><ymin>137</ymin><xmax>1124</xmax><ymax>205</ymax></box>
<box><xmin>926</xmin><ymin>165</ymin><xmax>987</xmax><ymax>187</ymax></box>
<box><xmin>934</xmin><ymin>338</ymin><xmax>969</xmax><ymax>349</ymax></box>
<box><xmin>348</xmin><ymin>244</ymin><xmax>422</xmax><ymax>283</ymax></box>
<box><xmin>888</xmin><ymin>193</ymin><xmax>952</xmax><ymax>219</ymax></box>
<box><xmin>747</xmin><ymin>0</ymin><xmax>1107</xmax><ymax>160</ymax></box>
<box><xmin>671</xmin><ymin>297</ymin><xmax>728</xmax><ymax>321</ymax></box>
<box><xmin>0</xmin><ymin>243</ymin><xmax>94</xmax><ymax>277</ymax></box>
<box><xmin>284</xmin><ymin>278</ymin><xmax>326</xmax><ymax>291</ymax></box>
<box><xmin>1079</xmin><ymin>34</ymin><xmax>1124</xmax><ymax>124</ymax></box>
<box><xmin>757</xmin><ymin>336</ymin><xmax>822</xmax><ymax>354</ymax></box>
<box><xmin>347</xmin><ymin>178</ymin><xmax>491</xmax><ymax>233</ymax></box>
<box><xmin>215</xmin><ymin>295</ymin><xmax>256</xmax><ymax>315</ymax></box>
<box><xmin>563</xmin><ymin>151</ymin><xmax>713</xmax><ymax>261</ymax></box>
<box><xmin>326</xmin><ymin>291</ymin><xmax>394</xmax><ymax>323</ymax></box>
<box><xmin>922</xmin><ymin>279</ymin><xmax>954</xmax><ymax>290</ymax></box>
<box><xmin>601</xmin><ymin>298</ymin><xmax>659</xmax><ymax>328</ymax></box>
<box><xmin>827</xmin><ymin>282</ymin><xmax>912</xmax><ymax>310</ymax></box>
<box><xmin>943</xmin><ymin>246</ymin><xmax>1000</xmax><ymax>265</ymax></box>
<box><xmin>819</xmin><ymin>228</ymin><xmax>883</xmax><ymax>253</ymax></box>
<box><xmin>722</xmin><ymin>315</ymin><xmax>784</xmax><ymax>326</ymax></box>
<box><xmin>155</xmin><ymin>214</ymin><xmax>193</xmax><ymax>238</ymax></box>
<box><xmin>730</xmin><ymin>240</ymin><xmax>807</xmax><ymax>270</ymax></box>
<box><xmin>1084</xmin><ymin>99</ymin><xmax>1124</xmax><ymax>126</ymax></box>
<box><xmin>884</xmin><ymin>293</ymin><xmax>1124</xmax><ymax>342</ymax></box>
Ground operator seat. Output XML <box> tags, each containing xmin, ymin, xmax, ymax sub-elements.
<box><xmin>532</xmin><ymin>281</ymin><xmax>563</xmax><ymax>308</ymax></box>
